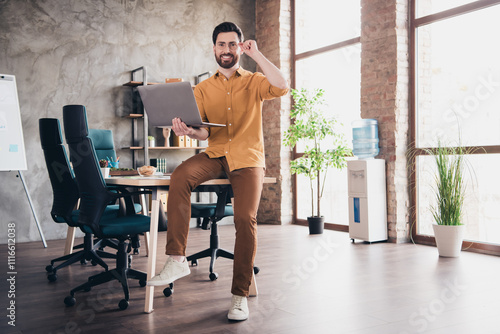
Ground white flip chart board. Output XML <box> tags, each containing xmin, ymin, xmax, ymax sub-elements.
<box><xmin>0</xmin><ymin>74</ymin><xmax>27</xmax><ymax>171</ymax></box>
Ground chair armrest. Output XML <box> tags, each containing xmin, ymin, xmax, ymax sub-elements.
<box><xmin>110</xmin><ymin>187</ymin><xmax>152</xmax><ymax>197</ymax></box>
<box><xmin>110</xmin><ymin>188</ymin><xmax>151</xmax><ymax>216</ymax></box>
<box><xmin>215</xmin><ymin>188</ymin><xmax>232</xmax><ymax>219</ymax></box>
<box><xmin>107</xmin><ymin>186</ymin><xmax>152</xmax><ymax>195</ymax></box>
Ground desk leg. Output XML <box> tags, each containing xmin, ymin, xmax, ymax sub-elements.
<box><xmin>64</xmin><ymin>226</ymin><xmax>76</xmax><ymax>255</ymax></box>
<box><xmin>139</xmin><ymin>191</ymin><xmax>149</xmax><ymax>256</ymax></box>
<box><xmin>249</xmin><ymin>271</ymin><xmax>258</xmax><ymax>297</ymax></box>
<box><xmin>143</xmin><ymin>232</ymin><xmax>150</xmax><ymax>257</ymax></box>
<box><xmin>64</xmin><ymin>200</ymin><xmax>80</xmax><ymax>255</ymax></box>
<box><xmin>144</xmin><ymin>191</ymin><xmax>160</xmax><ymax>313</ymax></box>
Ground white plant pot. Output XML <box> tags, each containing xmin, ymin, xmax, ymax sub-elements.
<box><xmin>432</xmin><ymin>224</ymin><xmax>465</xmax><ymax>257</ymax></box>
<box><xmin>100</xmin><ymin>167</ymin><xmax>110</xmax><ymax>178</ymax></box>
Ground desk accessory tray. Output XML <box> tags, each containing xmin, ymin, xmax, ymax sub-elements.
<box><xmin>110</xmin><ymin>170</ymin><xmax>139</xmax><ymax>176</ymax></box>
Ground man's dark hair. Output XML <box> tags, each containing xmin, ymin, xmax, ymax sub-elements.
<box><xmin>212</xmin><ymin>22</ymin><xmax>244</xmax><ymax>45</ymax></box>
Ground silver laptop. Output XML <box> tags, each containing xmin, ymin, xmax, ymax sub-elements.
<box><xmin>137</xmin><ymin>81</ymin><xmax>225</xmax><ymax>128</ymax></box>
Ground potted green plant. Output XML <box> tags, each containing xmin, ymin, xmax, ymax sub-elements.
<box><xmin>148</xmin><ymin>135</ymin><xmax>155</xmax><ymax>148</ymax></box>
<box><xmin>425</xmin><ymin>141</ymin><xmax>473</xmax><ymax>257</ymax></box>
<box><xmin>283</xmin><ymin>88</ymin><xmax>351</xmax><ymax>234</ymax></box>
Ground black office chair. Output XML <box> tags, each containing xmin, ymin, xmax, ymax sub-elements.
<box><xmin>187</xmin><ymin>186</ymin><xmax>259</xmax><ymax>281</ymax></box>
<box><xmin>62</xmin><ymin>105</ymin><xmax>150</xmax><ymax>310</ymax></box>
<box><xmin>40</xmin><ymin>118</ymin><xmax>127</xmax><ymax>282</ymax></box>
<box><xmin>88</xmin><ymin>127</ymin><xmax>143</xmax><ymax>255</ymax></box>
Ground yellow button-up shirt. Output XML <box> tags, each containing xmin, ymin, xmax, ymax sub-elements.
<box><xmin>194</xmin><ymin>67</ymin><xmax>288</xmax><ymax>171</ymax></box>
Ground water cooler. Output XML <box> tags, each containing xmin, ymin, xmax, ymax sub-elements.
<box><xmin>347</xmin><ymin>159</ymin><xmax>387</xmax><ymax>243</ymax></box>
<box><xmin>348</xmin><ymin>119</ymin><xmax>387</xmax><ymax>243</ymax></box>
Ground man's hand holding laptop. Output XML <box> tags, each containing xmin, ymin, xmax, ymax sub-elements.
<box><xmin>171</xmin><ymin>117</ymin><xmax>209</xmax><ymax>141</ymax></box>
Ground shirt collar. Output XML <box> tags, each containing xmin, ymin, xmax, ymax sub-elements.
<box><xmin>215</xmin><ymin>67</ymin><xmax>246</xmax><ymax>79</ymax></box>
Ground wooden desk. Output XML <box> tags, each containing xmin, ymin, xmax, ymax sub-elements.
<box><xmin>106</xmin><ymin>175</ymin><xmax>276</xmax><ymax>313</ymax></box>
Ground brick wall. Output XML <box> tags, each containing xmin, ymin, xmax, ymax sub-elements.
<box><xmin>256</xmin><ymin>0</ymin><xmax>293</xmax><ymax>224</ymax></box>
<box><xmin>361</xmin><ymin>0</ymin><xmax>410</xmax><ymax>242</ymax></box>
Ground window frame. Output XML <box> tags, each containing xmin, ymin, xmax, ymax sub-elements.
<box><xmin>291</xmin><ymin>0</ymin><xmax>360</xmax><ymax>231</ymax></box>
<box><xmin>409</xmin><ymin>0</ymin><xmax>500</xmax><ymax>255</ymax></box>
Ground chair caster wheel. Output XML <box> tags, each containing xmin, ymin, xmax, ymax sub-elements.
<box><xmin>46</xmin><ymin>265</ymin><xmax>54</xmax><ymax>273</ymax></box>
<box><xmin>118</xmin><ymin>299</ymin><xmax>129</xmax><ymax>310</ymax></box>
<box><xmin>80</xmin><ymin>259</ymin><xmax>87</xmax><ymax>265</ymax></box>
<box><xmin>91</xmin><ymin>260</ymin><xmax>97</xmax><ymax>266</ymax></box>
<box><xmin>64</xmin><ymin>296</ymin><xmax>76</xmax><ymax>307</ymax></box>
<box><xmin>139</xmin><ymin>280</ymin><xmax>147</xmax><ymax>287</ymax></box>
<box><xmin>209</xmin><ymin>272</ymin><xmax>218</xmax><ymax>281</ymax></box>
<box><xmin>191</xmin><ymin>259</ymin><xmax>198</xmax><ymax>266</ymax></box>
<box><xmin>163</xmin><ymin>283</ymin><xmax>174</xmax><ymax>297</ymax></box>
<box><xmin>253</xmin><ymin>266</ymin><xmax>260</xmax><ymax>275</ymax></box>
<box><xmin>133</xmin><ymin>248</ymin><xmax>139</xmax><ymax>255</ymax></box>
<box><xmin>48</xmin><ymin>273</ymin><xmax>58</xmax><ymax>282</ymax></box>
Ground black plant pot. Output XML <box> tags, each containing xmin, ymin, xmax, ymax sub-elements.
<box><xmin>308</xmin><ymin>216</ymin><xmax>324</xmax><ymax>234</ymax></box>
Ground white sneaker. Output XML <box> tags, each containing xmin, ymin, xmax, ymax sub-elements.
<box><xmin>147</xmin><ymin>256</ymin><xmax>190</xmax><ymax>286</ymax></box>
<box><xmin>227</xmin><ymin>295</ymin><xmax>249</xmax><ymax>321</ymax></box>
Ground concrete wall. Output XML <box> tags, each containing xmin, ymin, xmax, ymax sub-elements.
<box><xmin>0</xmin><ymin>0</ymin><xmax>256</xmax><ymax>244</ymax></box>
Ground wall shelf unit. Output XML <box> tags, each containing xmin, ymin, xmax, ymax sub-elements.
<box><xmin>123</xmin><ymin>81</ymin><xmax>162</xmax><ymax>87</ymax></box>
<box><xmin>123</xmin><ymin>66</ymin><xmax>203</xmax><ymax>168</ymax></box>
<box><xmin>123</xmin><ymin>66</ymin><xmax>150</xmax><ymax>168</ymax></box>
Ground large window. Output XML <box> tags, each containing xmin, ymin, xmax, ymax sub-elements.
<box><xmin>411</xmin><ymin>0</ymin><xmax>500</xmax><ymax>254</ymax></box>
<box><xmin>293</xmin><ymin>0</ymin><xmax>361</xmax><ymax>228</ymax></box>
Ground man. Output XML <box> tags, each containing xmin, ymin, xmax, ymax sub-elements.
<box><xmin>147</xmin><ymin>22</ymin><xmax>288</xmax><ymax>321</ymax></box>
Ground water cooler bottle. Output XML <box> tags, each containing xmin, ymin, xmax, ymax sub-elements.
<box><xmin>347</xmin><ymin>159</ymin><xmax>387</xmax><ymax>243</ymax></box>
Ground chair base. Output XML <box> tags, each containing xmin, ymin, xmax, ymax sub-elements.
<box><xmin>187</xmin><ymin>246</ymin><xmax>234</xmax><ymax>280</ymax></box>
<box><xmin>64</xmin><ymin>239</ymin><xmax>147</xmax><ymax>310</ymax></box>
<box><xmin>187</xmin><ymin>219</ymin><xmax>234</xmax><ymax>280</ymax></box>
<box><xmin>46</xmin><ymin>234</ymin><xmax>116</xmax><ymax>281</ymax></box>
<box><xmin>187</xmin><ymin>220</ymin><xmax>259</xmax><ymax>281</ymax></box>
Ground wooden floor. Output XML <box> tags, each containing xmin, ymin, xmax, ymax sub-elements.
<box><xmin>1</xmin><ymin>224</ymin><xmax>499</xmax><ymax>334</ymax></box>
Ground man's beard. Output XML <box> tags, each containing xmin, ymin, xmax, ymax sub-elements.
<box><xmin>216</xmin><ymin>52</ymin><xmax>239</xmax><ymax>69</ymax></box>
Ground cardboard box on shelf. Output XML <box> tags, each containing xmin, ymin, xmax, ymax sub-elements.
<box><xmin>171</xmin><ymin>134</ymin><xmax>185</xmax><ymax>147</ymax></box>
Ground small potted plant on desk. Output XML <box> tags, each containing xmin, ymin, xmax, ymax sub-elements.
<box><xmin>99</xmin><ymin>159</ymin><xmax>110</xmax><ymax>178</ymax></box>
<box><xmin>284</xmin><ymin>88</ymin><xmax>351</xmax><ymax>234</ymax></box>
<box><xmin>425</xmin><ymin>141</ymin><xmax>474</xmax><ymax>257</ymax></box>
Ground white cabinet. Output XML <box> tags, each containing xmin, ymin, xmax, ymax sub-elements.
<box><xmin>347</xmin><ymin>159</ymin><xmax>387</xmax><ymax>242</ymax></box>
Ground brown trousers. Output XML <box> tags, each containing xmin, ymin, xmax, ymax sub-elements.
<box><xmin>165</xmin><ymin>152</ymin><xmax>264</xmax><ymax>297</ymax></box>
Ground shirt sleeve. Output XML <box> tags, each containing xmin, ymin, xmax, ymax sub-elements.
<box><xmin>255</xmin><ymin>72</ymin><xmax>289</xmax><ymax>101</ymax></box>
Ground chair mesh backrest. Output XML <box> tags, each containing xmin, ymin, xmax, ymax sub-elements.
<box><xmin>39</xmin><ymin>118</ymin><xmax>79</xmax><ymax>226</ymax></box>
<box><xmin>63</xmin><ymin>105</ymin><xmax>114</xmax><ymax>235</ymax></box>
<box><xmin>88</xmin><ymin>128</ymin><xmax>117</xmax><ymax>162</ymax></box>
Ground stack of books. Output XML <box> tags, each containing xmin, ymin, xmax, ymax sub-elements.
<box><xmin>150</xmin><ymin>158</ymin><xmax>168</xmax><ymax>174</ymax></box>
